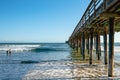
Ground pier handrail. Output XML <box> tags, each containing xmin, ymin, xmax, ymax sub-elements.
<box><xmin>69</xmin><ymin>0</ymin><xmax>118</xmax><ymax>40</ymax></box>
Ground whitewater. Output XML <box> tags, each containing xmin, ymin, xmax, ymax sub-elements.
<box><xmin>0</xmin><ymin>43</ymin><xmax>120</xmax><ymax>80</ymax></box>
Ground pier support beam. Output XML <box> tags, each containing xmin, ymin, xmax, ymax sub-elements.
<box><xmin>96</xmin><ymin>33</ymin><xmax>101</xmax><ymax>61</ymax></box>
<box><xmin>77</xmin><ymin>38</ymin><xmax>80</xmax><ymax>52</ymax></box>
<box><xmin>76</xmin><ymin>38</ymin><xmax>79</xmax><ymax>52</ymax></box>
<box><xmin>94</xmin><ymin>37</ymin><xmax>96</xmax><ymax>50</ymax></box>
<box><xmin>82</xmin><ymin>33</ymin><xmax>85</xmax><ymax>60</ymax></box>
<box><xmin>90</xmin><ymin>29</ymin><xmax>93</xmax><ymax>65</ymax></box>
<box><xmin>71</xmin><ymin>39</ymin><xmax>74</xmax><ymax>49</ymax></box>
<box><xmin>74</xmin><ymin>39</ymin><xmax>77</xmax><ymax>51</ymax></box>
<box><xmin>96</xmin><ymin>34</ymin><xmax>98</xmax><ymax>55</ymax></box>
<box><xmin>108</xmin><ymin>17</ymin><xmax>114</xmax><ymax>77</ymax></box>
<box><xmin>87</xmin><ymin>36</ymin><xmax>89</xmax><ymax>54</ymax></box>
<box><xmin>98</xmin><ymin>35</ymin><xmax>101</xmax><ymax>57</ymax></box>
<box><xmin>73</xmin><ymin>39</ymin><xmax>75</xmax><ymax>49</ymax></box>
<box><xmin>104</xmin><ymin>27</ymin><xmax>108</xmax><ymax>65</ymax></box>
<box><xmin>75</xmin><ymin>39</ymin><xmax>78</xmax><ymax>51</ymax></box>
<box><xmin>79</xmin><ymin>36</ymin><xmax>82</xmax><ymax>55</ymax></box>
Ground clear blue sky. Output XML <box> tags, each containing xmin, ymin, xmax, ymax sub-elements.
<box><xmin>0</xmin><ymin>0</ymin><xmax>120</xmax><ymax>43</ymax></box>
<box><xmin>2</xmin><ymin>0</ymin><xmax>113</xmax><ymax>43</ymax></box>
<box><xmin>0</xmin><ymin>0</ymin><xmax>91</xmax><ymax>43</ymax></box>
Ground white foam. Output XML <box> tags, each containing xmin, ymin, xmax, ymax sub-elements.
<box><xmin>101</xmin><ymin>46</ymin><xmax>120</xmax><ymax>53</ymax></box>
<box><xmin>0</xmin><ymin>44</ymin><xmax>40</xmax><ymax>52</ymax></box>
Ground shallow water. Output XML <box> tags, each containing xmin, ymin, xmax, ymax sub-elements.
<box><xmin>0</xmin><ymin>43</ymin><xmax>120</xmax><ymax>80</ymax></box>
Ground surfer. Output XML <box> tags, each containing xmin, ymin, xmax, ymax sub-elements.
<box><xmin>6</xmin><ymin>49</ymin><xmax>12</xmax><ymax>56</ymax></box>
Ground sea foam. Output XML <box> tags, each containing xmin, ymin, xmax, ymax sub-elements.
<box><xmin>0</xmin><ymin>44</ymin><xmax>40</xmax><ymax>52</ymax></box>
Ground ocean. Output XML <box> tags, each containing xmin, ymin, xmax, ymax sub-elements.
<box><xmin>0</xmin><ymin>43</ymin><xmax>120</xmax><ymax>80</ymax></box>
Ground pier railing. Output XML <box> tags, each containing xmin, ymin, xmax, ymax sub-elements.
<box><xmin>70</xmin><ymin>0</ymin><xmax>118</xmax><ymax>40</ymax></box>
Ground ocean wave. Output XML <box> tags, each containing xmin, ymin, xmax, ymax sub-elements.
<box><xmin>101</xmin><ymin>46</ymin><xmax>120</xmax><ymax>53</ymax></box>
<box><xmin>0</xmin><ymin>44</ymin><xmax>69</xmax><ymax>52</ymax></box>
<box><xmin>0</xmin><ymin>44</ymin><xmax>41</xmax><ymax>52</ymax></box>
<box><xmin>30</xmin><ymin>47</ymin><xmax>68</xmax><ymax>52</ymax></box>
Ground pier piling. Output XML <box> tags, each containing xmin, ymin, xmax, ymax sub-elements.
<box><xmin>87</xmin><ymin>36</ymin><xmax>89</xmax><ymax>54</ymax></box>
<box><xmin>68</xmin><ymin>0</ymin><xmax>120</xmax><ymax>77</ymax></box>
<box><xmin>82</xmin><ymin>33</ymin><xmax>85</xmax><ymax>60</ymax></box>
<box><xmin>90</xmin><ymin>29</ymin><xmax>93</xmax><ymax>65</ymax></box>
<box><xmin>108</xmin><ymin>17</ymin><xmax>114</xmax><ymax>77</ymax></box>
<box><xmin>104</xmin><ymin>27</ymin><xmax>108</xmax><ymax>65</ymax></box>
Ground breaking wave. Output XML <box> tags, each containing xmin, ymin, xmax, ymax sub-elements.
<box><xmin>0</xmin><ymin>44</ymin><xmax>41</xmax><ymax>52</ymax></box>
<box><xmin>0</xmin><ymin>44</ymin><xmax>69</xmax><ymax>52</ymax></box>
<box><xmin>31</xmin><ymin>47</ymin><xmax>68</xmax><ymax>52</ymax></box>
<box><xmin>101</xmin><ymin>46</ymin><xmax>120</xmax><ymax>53</ymax></box>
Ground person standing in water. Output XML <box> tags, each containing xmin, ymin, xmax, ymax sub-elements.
<box><xmin>6</xmin><ymin>49</ymin><xmax>12</xmax><ymax>56</ymax></box>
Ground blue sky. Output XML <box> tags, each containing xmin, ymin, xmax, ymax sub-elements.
<box><xmin>0</xmin><ymin>0</ymin><xmax>91</xmax><ymax>42</ymax></box>
<box><xmin>1</xmin><ymin>0</ymin><xmax>120</xmax><ymax>43</ymax></box>
<box><xmin>0</xmin><ymin>0</ymin><xmax>90</xmax><ymax>42</ymax></box>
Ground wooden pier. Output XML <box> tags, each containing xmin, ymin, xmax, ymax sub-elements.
<box><xmin>68</xmin><ymin>0</ymin><xmax>120</xmax><ymax>77</ymax></box>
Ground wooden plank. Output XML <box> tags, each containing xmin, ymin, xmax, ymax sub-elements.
<box><xmin>100</xmin><ymin>13</ymin><xmax>120</xmax><ymax>18</ymax></box>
